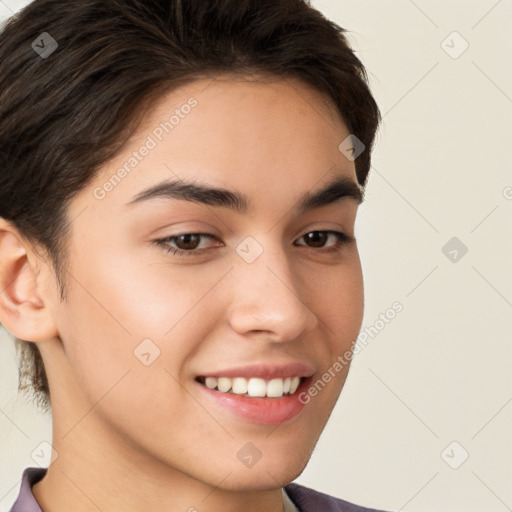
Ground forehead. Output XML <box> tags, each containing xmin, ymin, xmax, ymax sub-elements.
<box><xmin>74</xmin><ymin>75</ymin><xmax>357</xmax><ymax>216</ymax></box>
<box><xmin>141</xmin><ymin>73</ymin><xmax>346</xmax><ymax>135</ymax></box>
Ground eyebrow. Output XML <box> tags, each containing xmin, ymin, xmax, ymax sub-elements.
<box><xmin>125</xmin><ymin>174</ymin><xmax>364</xmax><ymax>213</ymax></box>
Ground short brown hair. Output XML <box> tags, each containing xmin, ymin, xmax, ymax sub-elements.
<box><xmin>0</xmin><ymin>0</ymin><xmax>381</xmax><ymax>412</ymax></box>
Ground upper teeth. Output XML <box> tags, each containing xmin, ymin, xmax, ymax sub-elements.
<box><xmin>204</xmin><ymin>376</ymin><xmax>301</xmax><ymax>398</ymax></box>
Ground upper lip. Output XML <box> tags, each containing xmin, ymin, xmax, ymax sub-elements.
<box><xmin>197</xmin><ymin>362</ymin><xmax>315</xmax><ymax>380</ymax></box>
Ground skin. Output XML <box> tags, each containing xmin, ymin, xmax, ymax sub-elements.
<box><xmin>0</xmin><ymin>75</ymin><xmax>364</xmax><ymax>512</ymax></box>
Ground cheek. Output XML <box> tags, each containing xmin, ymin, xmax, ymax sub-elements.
<box><xmin>301</xmin><ymin>261</ymin><xmax>362</xmax><ymax>425</ymax></box>
<box><xmin>55</xmin><ymin>247</ymin><xmax>225</xmax><ymax>394</ymax></box>
<box><xmin>314</xmin><ymin>255</ymin><xmax>364</xmax><ymax>345</ymax></box>
<box><xmin>53</xmin><ymin>274</ymin><xmax>195</xmax><ymax>439</ymax></box>
<box><xmin>97</xmin><ymin>240</ymin><xmax>232</xmax><ymax>337</ymax></box>
<box><xmin>54</xmin><ymin>282</ymin><xmax>136</xmax><ymax>403</ymax></box>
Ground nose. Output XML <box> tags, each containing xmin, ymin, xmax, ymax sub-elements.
<box><xmin>226</xmin><ymin>243</ymin><xmax>318</xmax><ymax>343</ymax></box>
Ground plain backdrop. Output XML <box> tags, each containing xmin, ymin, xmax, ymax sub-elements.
<box><xmin>1</xmin><ymin>1</ymin><xmax>511</xmax><ymax>511</ymax></box>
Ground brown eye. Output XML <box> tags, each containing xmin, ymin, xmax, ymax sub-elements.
<box><xmin>302</xmin><ymin>231</ymin><xmax>329</xmax><ymax>248</ymax></box>
<box><xmin>295</xmin><ymin>230</ymin><xmax>355</xmax><ymax>254</ymax></box>
<box><xmin>154</xmin><ymin>233</ymin><xmax>220</xmax><ymax>257</ymax></box>
<box><xmin>174</xmin><ymin>234</ymin><xmax>202</xmax><ymax>250</ymax></box>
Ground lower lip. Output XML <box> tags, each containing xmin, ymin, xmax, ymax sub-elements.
<box><xmin>196</xmin><ymin>377</ymin><xmax>312</xmax><ymax>425</ymax></box>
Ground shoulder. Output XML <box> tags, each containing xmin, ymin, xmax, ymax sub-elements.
<box><xmin>284</xmin><ymin>481</ymin><xmax>394</xmax><ymax>512</ymax></box>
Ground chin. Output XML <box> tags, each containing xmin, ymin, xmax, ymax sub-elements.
<box><xmin>217</xmin><ymin>448</ymin><xmax>312</xmax><ymax>491</ymax></box>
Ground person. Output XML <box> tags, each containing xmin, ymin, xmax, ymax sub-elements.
<box><xmin>0</xmin><ymin>0</ymin><xmax>388</xmax><ymax>510</ymax></box>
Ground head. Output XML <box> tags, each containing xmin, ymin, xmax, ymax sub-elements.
<box><xmin>0</xmin><ymin>0</ymin><xmax>380</xmax><ymax>491</ymax></box>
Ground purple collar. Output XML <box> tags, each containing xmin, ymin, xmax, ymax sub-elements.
<box><xmin>9</xmin><ymin>467</ymin><xmax>391</xmax><ymax>512</ymax></box>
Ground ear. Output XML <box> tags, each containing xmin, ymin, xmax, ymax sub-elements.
<box><xmin>0</xmin><ymin>218</ymin><xmax>59</xmax><ymax>342</ymax></box>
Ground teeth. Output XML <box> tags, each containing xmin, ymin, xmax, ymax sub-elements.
<box><xmin>232</xmin><ymin>377</ymin><xmax>248</xmax><ymax>395</ymax></box>
<box><xmin>267</xmin><ymin>378</ymin><xmax>284</xmax><ymax>397</ymax></box>
<box><xmin>205</xmin><ymin>377</ymin><xmax>218</xmax><ymax>389</ymax></box>
<box><xmin>289</xmin><ymin>376</ymin><xmax>300</xmax><ymax>394</ymax></box>
<box><xmin>247</xmin><ymin>378</ymin><xmax>266</xmax><ymax>397</ymax></box>
<box><xmin>201</xmin><ymin>376</ymin><xmax>303</xmax><ymax>398</ymax></box>
<box><xmin>217</xmin><ymin>377</ymin><xmax>232</xmax><ymax>393</ymax></box>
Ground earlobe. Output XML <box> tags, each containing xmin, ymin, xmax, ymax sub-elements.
<box><xmin>0</xmin><ymin>219</ymin><xmax>59</xmax><ymax>342</ymax></box>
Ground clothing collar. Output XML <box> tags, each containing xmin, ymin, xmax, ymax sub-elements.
<box><xmin>9</xmin><ymin>467</ymin><xmax>300</xmax><ymax>512</ymax></box>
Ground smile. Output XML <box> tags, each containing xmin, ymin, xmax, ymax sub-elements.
<box><xmin>196</xmin><ymin>376</ymin><xmax>303</xmax><ymax>398</ymax></box>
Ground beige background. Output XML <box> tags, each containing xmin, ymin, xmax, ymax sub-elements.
<box><xmin>1</xmin><ymin>1</ymin><xmax>511</xmax><ymax>511</ymax></box>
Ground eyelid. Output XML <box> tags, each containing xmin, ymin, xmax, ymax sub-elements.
<box><xmin>153</xmin><ymin>229</ymin><xmax>355</xmax><ymax>258</ymax></box>
<box><xmin>297</xmin><ymin>230</ymin><xmax>355</xmax><ymax>243</ymax></box>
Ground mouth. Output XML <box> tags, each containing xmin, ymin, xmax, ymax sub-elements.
<box><xmin>195</xmin><ymin>375</ymin><xmax>305</xmax><ymax>398</ymax></box>
<box><xmin>194</xmin><ymin>374</ymin><xmax>313</xmax><ymax>425</ymax></box>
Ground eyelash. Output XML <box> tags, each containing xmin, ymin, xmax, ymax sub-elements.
<box><xmin>153</xmin><ymin>230</ymin><xmax>355</xmax><ymax>258</ymax></box>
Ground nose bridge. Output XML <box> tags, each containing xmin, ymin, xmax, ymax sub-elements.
<box><xmin>227</xmin><ymin>237</ymin><xmax>318</xmax><ymax>340</ymax></box>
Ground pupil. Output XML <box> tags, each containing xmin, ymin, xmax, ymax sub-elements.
<box><xmin>306</xmin><ymin>231</ymin><xmax>326</xmax><ymax>247</ymax></box>
<box><xmin>178</xmin><ymin>234</ymin><xmax>200</xmax><ymax>250</ymax></box>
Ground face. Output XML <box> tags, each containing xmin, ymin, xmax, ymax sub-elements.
<box><xmin>41</xmin><ymin>75</ymin><xmax>364</xmax><ymax>490</ymax></box>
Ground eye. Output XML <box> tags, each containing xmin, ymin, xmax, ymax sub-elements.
<box><xmin>153</xmin><ymin>233</ymin><xmax>220</xmax><ymax>257</ymax></box>
<box><xmin>295</xmin><ymin>230</ymin><xmax>355</xmax><ymax>254</ymax></box>
<box><xmin>153</xmin><ymin>230</ymin><xmax>355</xmax><ymax>258</ymax></box>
